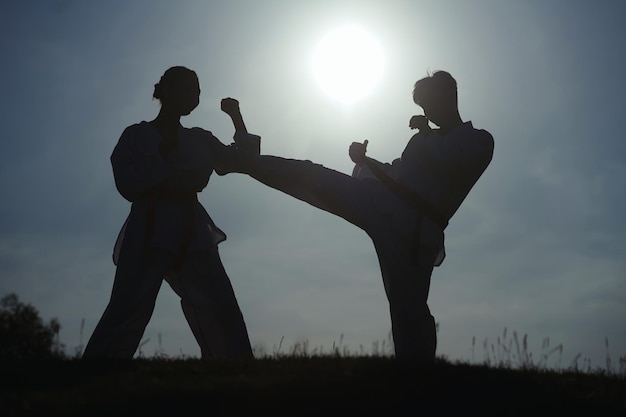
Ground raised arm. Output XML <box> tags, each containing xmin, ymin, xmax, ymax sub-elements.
<box><xmin>212</xmin><ymin>98</ymin><xmax>261</xmax><ymax>175</ymax></box>
<box><xmin>409</xmin><ymin>114</ymin><xmax>432</xmax><ymax>134</ymax></box>
<box><xmin>221</xmin><ymin>97</ymin><xmax>247</xmax><ymax>134</ymax></box>
<box><xmin>221</xmin><ymin>97</ymin><xmax>260</xmax><ymax>154</ymax></box>
<box><xmin>350</xmin><ymin>114</ymin><xmax>432</xmax><ymax>180</ymax></box>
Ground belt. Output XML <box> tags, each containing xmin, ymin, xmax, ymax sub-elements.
<box><xmin>363</xmin><ymin>158</ymin><xmax>448</xmax><ymax>229</ymax></box>
<box><xmin>143</xmin><ymin>190</ymin><xmax>198</xmax><ymax>201</ymax></box>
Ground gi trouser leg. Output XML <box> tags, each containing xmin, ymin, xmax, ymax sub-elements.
<box><xmin>373</xmin><ymin>238</ymin><xmax>437</xmax><ymax>362</ymax></box>
<box><xmin>83</xmin><ymin>250</ymin><xmax>169</xmax><ymax>359</ymax></box>
<box><xmin>246</xmin><ymin>155</ymin><xmax>437</xmax><ymax>361</ymax></box>
<box><xmin>166</xmin><ymin>248</ymin><xmax>253</xmax><ymax>359</ymax></box>
<box><xmin>84</xmin><ymin>246</ymin><xmax>252</xmax><ymax>359</ymax></box>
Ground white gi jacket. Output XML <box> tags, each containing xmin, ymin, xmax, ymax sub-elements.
<box><xmin>353</xmin><ymin>122</ymin><xmax>494</xmax><ymax>265</ymax></box>
<box><xmin>111</xmin><ymin>121</ymin><xmax>251</xmax><ymax>265</ymax></box>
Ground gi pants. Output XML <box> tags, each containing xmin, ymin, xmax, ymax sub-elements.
<box><xmin>247</xmin><ymin>156</ymin><xmax>438</xmax><ymax>362</ymax></box>
<box><xmin>83</xmin><ymin>243</ymin><xmax>253</xmax><ymax>359</ymax></box>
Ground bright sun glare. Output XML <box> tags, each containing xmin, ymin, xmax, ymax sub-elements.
<box><xmin>312</xmin><ymin>25</ymin><xmax>385</xmax><ymax>104</ymax></box>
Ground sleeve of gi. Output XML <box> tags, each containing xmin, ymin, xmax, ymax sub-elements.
<box><xmin>420</xmin><ymin>128</ymin><xmax>494</xmax><ymax>173</ymax></box>
<box><xmin>110</xmin><ymin>124</ymin><xmax>171</xmax><ymax>202</ymax></box>
<box><xmin>209</xmin><ymin>132</ymin><xmax>262</xmax><ymax>175</ymax></box>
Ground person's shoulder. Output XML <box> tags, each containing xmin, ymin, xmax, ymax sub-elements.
<box><xmin>186</xmin><ymin>126</ymin><xmax>213</xmax><ymax>135</ymax></box>
<box><xmin>466</xmin><ymin>123</ymin><xmax>494</xmax><ymax>144</ymax></box>
<box><xmin>185</xmin><ymin>127</ymin><xmax>225</xmax><ymax>152</ymax></box>
<box><xmin>122</xmin><ymin>121</ymin><xmax>153</xmax><ymax>134</ymax></box>
<box><xmin>475</xmin><ymin>128</ymin><xmax>494</xmax><ymax>142</ymax></box>
<box><xmin>118</xmin><ymin>121</ymin><xmax>153</xmax><ymax>141</ymax></box>
<box><xmin>186</xmin><ymin>126</ymin><xmax>218</xmax><ymax>141</ymax></box>
<box><xmin>409</xmin><ymin>130</ymin><xmax>433</xmax><ymax>144</ymax></box>
<box><xmin>468</xmin><ymin>125</ymin><xmax>494</xmax><ymax>160</ymax></box>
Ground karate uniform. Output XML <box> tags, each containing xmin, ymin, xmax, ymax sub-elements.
<box><xmin>83</xmin><ymin>122</ymin><xmax>254</xmax><ymax>359</ymax></box>
<box><xmin>245</xmin><ymin>122</ymin><xmax>494</xmax><ymax>361</ymax></box>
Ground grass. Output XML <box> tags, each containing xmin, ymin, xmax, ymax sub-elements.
<box><xmin>1</xmin><ymin>355</ymin><xmax>624</xmax><ymax>415</ymax></box>
<box><xmin>2</xmin><ymin>329</ymin><xmax>625</xmax><ymax>416</ymax></box>
<box><xmin>5</xmin><ymin>296</ymin><xmax>623</xmax><ymax>413</ymax></box>
<box><xmin>474</xmin><ymin>327</ymin><xmax>626</xmax><ymax>376</ymax></box>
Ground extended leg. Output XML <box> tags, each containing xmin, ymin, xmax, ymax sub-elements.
<box><xmin>247</xmin><ymin>155</ymin><xmax>382</xmax><ymax>230</ymax></box>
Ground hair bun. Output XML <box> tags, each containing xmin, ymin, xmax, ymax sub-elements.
<box><xmin>153</xmin><ymin>83</ymin><xmax>162</xmax><ymax>100</ymax></box>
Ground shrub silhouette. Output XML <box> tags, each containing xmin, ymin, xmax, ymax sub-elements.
<box><xmin>0</xmin><ymin>293</ymin><xmax>65</xmax><ymax>359</ymax></box>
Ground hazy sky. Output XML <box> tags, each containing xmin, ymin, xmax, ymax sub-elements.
<box><xmin>1</xmin><ymin>1</ymin><xmax>624</xmax><ymax>368</ymax></box>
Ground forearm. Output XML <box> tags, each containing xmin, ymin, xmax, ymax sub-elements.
<box><xmin>157</xmin><ymin>169</ymin><xmax>207</xmax><ymax>192</ymax></box>
<box><xmin>218</xmin><ymin>98</ymin><xmax>261</xmax><ymax>174</ymax></box>
<box><xmin>229</xmin><ymin>112</ymin><xmax>247</xmax><ymax>134</ymax></box>
<box><xmin>112</xmin><ymin>147</ymin><xmax>205</xmax><ymax>199</ymax></box>
<box><xmin>221</xmin><ymin>98</ymin><xmax>248</xmax><ymax>134</ymax></box>
<box><xmin>111</xmin><ymin>150</ymin><xmax>170</xmax><ymax>201</ymax></box>
<box><xmin>364</xmin><ymin>156</ymin><xmax>397</xmax><ymax>178</ymax></box>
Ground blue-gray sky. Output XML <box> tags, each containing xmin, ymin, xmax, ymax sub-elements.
<box><xmin>1</xmin><ymin>0</ymin><xmax>624</xmax><ymax>368</ymax></box>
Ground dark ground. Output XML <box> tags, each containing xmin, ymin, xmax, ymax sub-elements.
<box><xmin>1</xmin><ymin>357</ymin><xmax>624</xmax><ymax>416</ymax></box>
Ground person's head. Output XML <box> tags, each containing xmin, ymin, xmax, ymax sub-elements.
<box><xmin>412</xmin><ymin>71</ymin><xmax>458</xmax><ymax>127</ymax></box>
<box><xmin>153</xmin><ymin>66</ymin><xmax>200</xmax><ymax>116</ymax></box>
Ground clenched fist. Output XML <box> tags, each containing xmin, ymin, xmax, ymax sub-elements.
<box><xmin>221</xmin><ymin>97</ymin><xmax>241</xmax><ymax>116</ymax></box>
<box><xmin>349</xmin><ymin>140</ymin><xmax>368</xmax><ymax>165</ymax></box>
<box><xmin>409</xmin><ymin>115</ymin><xmax>431</xmax><ymax>132</ymax></box>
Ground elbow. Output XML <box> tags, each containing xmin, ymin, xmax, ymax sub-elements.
<box><xmin>214</xmin><ymin>168</ymin><xmax>230</xmax><ymax>176</ymax></box>
<box><xmin>114</xmin><ymin>181</ymin><xmax>140</xmax><ymax>202</ymax></box>
<box><xmin>118</xmin><ymin>189</ymin><xmax>138</xmax><ymax>203</ymax></box>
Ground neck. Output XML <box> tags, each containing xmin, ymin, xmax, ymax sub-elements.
<box><xmin>437</xmin><ymin>113</ymin><xmax>463</xmax><ymax>135</ymax></box>
<box><xmin>151</xmin><ymin>108</ymin><xmax>182</xmax><ymax>130</ymax></box>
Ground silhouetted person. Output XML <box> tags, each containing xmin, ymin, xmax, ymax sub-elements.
<box><xmin>83</xmin><ymin>66</ymin><xmax>254</xmax><ymax>359</ymax></box>
<box><xmin>229</xmin><ymin>71</ymin><xmax>494</xmax><ymax>363</ymax></box>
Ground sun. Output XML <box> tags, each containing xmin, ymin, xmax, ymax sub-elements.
<box><xmin>312</xmin><ymin>24</ymin><xmax>385</xmax><ymax>104</ymax></box>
